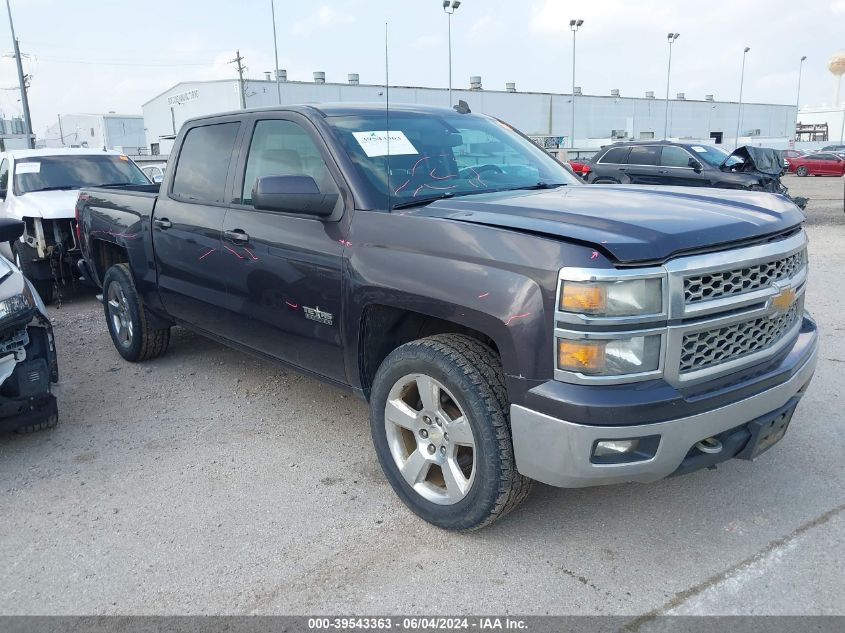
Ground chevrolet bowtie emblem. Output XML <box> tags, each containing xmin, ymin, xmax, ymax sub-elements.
<box><xmin>772</xmin><ymin>287</ymin><xmax>796</xmax><ymax>312</ymax></box>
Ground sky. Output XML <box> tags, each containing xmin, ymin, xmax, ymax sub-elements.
<box><xmin>0</xmin><ymin>0</ymin><xmax>842</xmax><ymax>138</ymax></box>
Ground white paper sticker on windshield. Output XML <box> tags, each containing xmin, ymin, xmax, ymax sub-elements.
<box><xmin>16</xmin><ymin>162</ymin><xmax>40</xmax><ymax>174</ymax></box>
<box><xmin>691</xmin><ymin>146</ymin><xmax>707</xmax><ymax>153</ymax></box>
<box><xmin>352</xmin><ymin>131</ymin><xmax>418</xmax><ymax>157</ymax></box>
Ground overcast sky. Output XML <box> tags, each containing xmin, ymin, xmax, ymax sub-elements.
<box><xmin>0</xmin><ymin>0</ymin><xmax>843</xmax><ymax>136</ymax></box>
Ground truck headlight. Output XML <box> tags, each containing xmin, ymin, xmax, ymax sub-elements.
<box><xmin>559</xmin><ymin>278</ymin><xmax>662</xmax><ymax>316</ymax></box>
<box><xmin>557</xmin><ymin>335</ymin><xmax>661</xmax><ymax>376</ymax></box>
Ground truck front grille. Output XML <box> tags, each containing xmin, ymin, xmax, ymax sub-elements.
<box><xmin>679</xmin><ymin>298</ymin><xmax>802</xmax><ymax>373</ymax></box>
<box><xmin>683</xmin><ymin>249</ymin><xmax>806</xmax><ymax>304</ymax></box>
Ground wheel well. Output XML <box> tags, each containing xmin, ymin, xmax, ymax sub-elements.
<box><xmin>358</xmin><ymin>304</ymin><xmax>500</xmax><ymax>399</ymax></box>
<box><xmin>91</xmin><ymin>240</ymin><xmax>128</xmax><ymax>285</ymax></box>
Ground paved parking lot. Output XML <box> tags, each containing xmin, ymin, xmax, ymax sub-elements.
<box><xmin>0</xmin><ymin>177</ymin><xmax>843</xmax><ymax>617</ymax></box>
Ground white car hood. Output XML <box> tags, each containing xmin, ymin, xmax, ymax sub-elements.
<box><xmin>5</xmin><ymin>189</ymin><xmax>79</xmax><ymax>220</ymax></box>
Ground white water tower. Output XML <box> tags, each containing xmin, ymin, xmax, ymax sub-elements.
<box><xmin>830</xmin><ymin>52</ymin><xmax>845</xmax><ymax>106</ymax></box>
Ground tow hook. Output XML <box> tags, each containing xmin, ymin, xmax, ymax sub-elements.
<box><xmin>695</xmin><ymin>437</ymin><xmax>723</xmax><ymax>454</ymax></box>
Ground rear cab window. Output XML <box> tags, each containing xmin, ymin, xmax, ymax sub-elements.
<box><xmin>171</xmin><ymin>122</ymin><xmax>241</xmax><ymax>204</ymax></box>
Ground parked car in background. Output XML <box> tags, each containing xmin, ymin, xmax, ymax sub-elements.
<box><xmin>0</xmin><ymin>218</ymin><xmax>59</xmax><ymax>434</ymax></box>
<box><xmin>786</xmin><ymin>152</ymin><xmax>845</xmax><ymax>177</ymax></box>
<box><xmin>76</xmin><ymin>104</ymin><xmax>816</xmax><ymax>530</ymax></box>
<box><xmin>782</xmin><ymin>149</ymin><xmax>807</xmax><ymax>159</ymax></box>
<box><xmin>585</xmin><ymin>141</ymin><xmax>788</xmax><ymax>192</ymax></box>
<box><xmin>0</xmin><ymin>148</ymin><xmax>150</xmax><ymax>302</ymax></box>
<box><xmin>821</xmin><ymin>144</ymin><xmax>845</xmax><ymax>152</ymax></box>
<box><xmin>141</xmin><ymin>163</ymin><xmax>167</xmax><ymax>184</ymax></box>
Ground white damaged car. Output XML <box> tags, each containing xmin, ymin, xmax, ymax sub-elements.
<box><xmin>0</xmin><ymin>148</ymin><xmax>151</xmax><ymax>302</ymax></box>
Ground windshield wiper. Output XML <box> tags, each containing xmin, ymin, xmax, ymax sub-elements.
<box><xmin>497</xmin><ymin>182</ymin><xmax>569</xmax><ymax>192</ymax></box>
<box><xmin>27</xmin><ymin>185</ymin><xmax>78</xmax><ymax>193</ymax></box>
<box><xmin>392</xmin><ymin>193</ymin><xmax>455</xmax><ymax>210</ymax></box>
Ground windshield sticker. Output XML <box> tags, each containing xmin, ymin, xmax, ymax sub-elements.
<box><xmin>692</xmin><ymin>146</ymin><xmax>707</xmax><ymax>153</ymax></box>
<box><xmin>352</xmin><ymin>130</ymin><xmax>418</xmax><ymax>157</ymax></box>
<box><xmin>16</xmin><ymin>162</ymin><xmax>40</xmax><ymax>174</ymax></box>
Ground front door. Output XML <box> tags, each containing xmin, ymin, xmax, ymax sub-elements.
<box><xmin>152</xmin><ymin>120</ymin><xmax>241</xmax><ymax>331</ymax></box>
<box><xmin>219</xmin><ymin>115</ymin><xmax>349</xmax><ymax>382</ymax></box>
<box><xmin>658</xmin><ymin>145</ymin><xmax>709</xmax><ymax>186</ymax></box>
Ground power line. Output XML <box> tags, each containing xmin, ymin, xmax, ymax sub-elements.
<box><xmin>30</xmin><ymin>56</ymin><xmax>209</xmax><ymax>67</ymax></box>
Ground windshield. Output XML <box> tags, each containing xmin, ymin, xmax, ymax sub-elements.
<box><xmin>325</xmin><ymin>111</ymin><xmax>579</xmax><ymax>208</ymax></box>
<box><xmin>688</xmin><ymin>144</ymin><xmax>741</xmax><ymax>168</ymax></box>
<box><xmin>14</xmin><ymin>154</ymin><xmax>150</xmax><ymax>194</ymax></box>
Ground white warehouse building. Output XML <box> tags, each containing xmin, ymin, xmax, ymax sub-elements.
<box><xmin>41</xmin><ymin>113</ymin><xmax>146</xmax><ymax>154</ymax></box>
<box><xmin>142</xmin><ymin>75</ymin><xmax>798</xmax><ymax>156</ymax></box>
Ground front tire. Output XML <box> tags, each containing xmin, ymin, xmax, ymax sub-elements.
<box><xmin>103</xmin><ymin>263</ymin><xmax>170</xmax><ymax>362</ymax></box>
<box><xmin>796</xmin><ymin>166</ymin><xmax>808</xmax><ymax>177</ymax></box>
<box><xmin>369</xmin><ymin>334</ymin><xmax>532</xmax><ymax>531</ymax></box>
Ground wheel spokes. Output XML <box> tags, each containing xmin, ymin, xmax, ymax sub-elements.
<box><xmin>442</xmin><ymin>456</ymin><xmax>471</xmax><ymax>501</ymax></box>
<box><xmin>444</xmin><ymin>415</ymin><xmax>473</xmax><ymax>446</ymax></box>
<box><xmin>385</xmin><ymin>398</ymin><xmax>420</xmax><ymax>431</ymax></box>
<box><xmin>400</xmin><ymin>449</ymin><xmax>430</xmax><ymax>486</ymax></box>
<box><xmin>415</xmin><ymin>374</ymin><xmax>440</xmax><ymax>412</ymax></box>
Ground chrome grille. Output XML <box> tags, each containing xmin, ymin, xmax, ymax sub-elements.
<box><xmin>683</xmin><ymin>249</ymin><xmax>806</xmax><ymax>304</ymax></box>
<box><xmin>679</xmin><ymin>299</ymin><xmax>802</xmax><ymax>373</ymax></box>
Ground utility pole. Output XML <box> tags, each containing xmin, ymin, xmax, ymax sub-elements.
<box><xmin>270</xmin><ymin>0</ymin><xmax>281</xmax><ymax>104</ymax></box>
<box><xmin>57</xmin><ymin>114</ymin><xmax>64</xmax><ymax>146</ymax></box>
<box><xmin>664</xmin><ymin>33</ymin><xmax>679</xmax><ymax>139</ymax></box>
<box><xmin>229</xmin><ymin>50</ymin><xmax>247</xmax><ymax>109</ymax></box>
<box><xmin>569</xmin><ymin>19</ymin><xmax>583</xmax><ymax>148</ymax></box>
<box><xmin>5</xmin><ymin>0</ymin><xmax>33</xmax><ymax>148</ymax></box>
<box><xmin>735</xmin><ymin>46</ymin><xmax>750</xmax><ymax>149</ymax></box>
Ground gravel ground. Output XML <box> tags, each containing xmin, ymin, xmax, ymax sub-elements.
<box><xmin>0</xmin><ymin>178</ymin><xmax>843</xmax><ymax>617</ymax></box>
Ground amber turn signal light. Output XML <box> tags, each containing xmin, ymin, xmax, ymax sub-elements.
<box><xmin>557</xmin><ymin>339</ymin><xmax>605</xmax><ymax>373</ymax></box>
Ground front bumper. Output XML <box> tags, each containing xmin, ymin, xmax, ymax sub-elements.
<box><xmin>511</xmin><ymin>323</ymin><xmax>818</xmax><ymax>488</ymax></box>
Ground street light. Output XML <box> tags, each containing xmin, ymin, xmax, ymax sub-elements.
<box><xmin>735</xmin><ymin>46</ymin><xmax>750</xmax><ymax>148</ymax></box>
<box><xmin>664</xmin><ymin>32</ymin><xmax>679</xmax><ymax>139</ymax></box>
<box><xmin>442</xmin><ymin>0</ymin><xmax>461</xmax><ymax>106</ymax></box>
<box><xmin>569</xmin><ymin>19</ymin><xmax>583</xmax><ymax>148</ymax></box>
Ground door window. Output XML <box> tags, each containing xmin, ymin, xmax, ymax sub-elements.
<box><xmin>598</xmin><ymin>147</ymin><xmax>630</xmax><ymax>164</ymax></box>
<box><xmin>627</xmin><ymin>146</ymin><xmax>661</xmax><ymax>166</ymax></box>
<box><xmin>660</xmin><ymin>146</ymin><xmax>693</xmax><ymax>168</ymax></box>
<box><xmin>241</xmin><ymin>119</ymin><xmax>339</xmax><ymax>206</ymax></box>
<box><xmin>171</xmin><ymin>122</ymin><xmax>240</xmax><ymax>204</ymax></box>
<box><xmin>0</xmin><ymin>159</ymin><xmax>8</xmax><ymax>192</ymax></box>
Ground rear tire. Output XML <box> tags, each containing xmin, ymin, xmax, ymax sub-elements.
<box><xmin>369</xmin><ymin>334</ymin><xmax>532</xmax><ymax>531</ymax></box>
<box><xmin>13</xmin><ymin>242</ymin><xmax>54</xmax><ymax>304</ymax></box>
<box><xmin>796</xmin><ymin>166</ymin><xmax>808</xmax><ymax>177</ymax></box>
<box><xmin>102</xmin><ymin>263</ymin><xmax>170</xmax><ymax>362</ymax></box>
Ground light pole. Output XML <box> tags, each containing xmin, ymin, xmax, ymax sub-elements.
<box><xmin>664</xmin><ymin>32</ymin><xmax>679</xmax><ymax>139</ymax></box>
<box><xmin>270</xmin><ymin>0</ymin><xmax>281</xmax><ymax>104</ymax></box>
<box><xmin>442</xmin><ymin>0</ymin><xmax>461</xmax><ymax>106</ymax></box>
<box><xmin>569</xmin><ymin>19</ymin><xmax>583</xmax><ymax>148</ymax></box>
<box><xmin>735</xmin><ymin>46</ymin><xmax>750</xmax><ymax>148</ymax></box>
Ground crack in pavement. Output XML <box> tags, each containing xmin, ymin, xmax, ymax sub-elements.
<box><xmin>621</xmin><ymin>501</ymin><xmax>845</xmax><ymax>631</ymax></box>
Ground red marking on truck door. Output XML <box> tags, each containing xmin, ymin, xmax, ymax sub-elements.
<box><xmin>198</xmin><ymin>248</ymin><xmax>216</xmax><ymax>260</ymax></box>
<box><xmin>223</xmin><ymin>244</ymin><xmax>245</xmax><ymax>259</ymax></box>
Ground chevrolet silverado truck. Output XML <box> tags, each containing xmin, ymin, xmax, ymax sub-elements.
<box><xmin>76</xmin><ymin>104</ymin><xmax>818</xmax><ymax>531</ymax></box>
<box><xmin>0</xmin><ymin>148</ymin><xmax>150</xmax><ymax>302</ymax></box>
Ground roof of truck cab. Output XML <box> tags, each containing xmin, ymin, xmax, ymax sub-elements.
<box><xmin>183</xmin><ymin>102</ymin><xmax>474</xmax><ymax>125</ymax></box>
<box><xmin>2</xmin><ymin>148</ymin><xmax>126</xmax><ymax>159</ymax></box>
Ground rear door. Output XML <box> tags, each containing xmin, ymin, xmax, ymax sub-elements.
<box><xmin>152</xmin><ymin>118</ymin><xmax>242</xmax><ymax>331</ymax></box>
<box><xmin>592</xmin><ymin>146</ymin><xmax>631</xmax><ymax>183</ymax></box>
<box><xmin>624</xmin><ymin>145</ymin><xmax>663</xmax><ymax>184</ymax></box>
<box><xmin>218</xmin><ymin>112</ymin><xmax>350</xmax><ymax>382</ymax></box>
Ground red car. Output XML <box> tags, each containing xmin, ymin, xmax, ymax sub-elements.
<box><xmin>567</xmin><ymin>158</ymin><xmax>591</xmax><ymax>178</ymax></box>
<box><xmin>787</xmin><ymin>152</ymin><xmax>845</xmax><ymax>176</ymax></box>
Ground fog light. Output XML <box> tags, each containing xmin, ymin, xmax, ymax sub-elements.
<box><xmin>593</xmin><ymin>439</ymin><xmax>639</xmax><ymax>457</ymax></box>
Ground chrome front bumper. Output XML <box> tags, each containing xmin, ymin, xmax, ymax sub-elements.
<box><xmin>510</xmin><ymin>337</ymin><xmax>818</xmax><ymax>488</ymax></box>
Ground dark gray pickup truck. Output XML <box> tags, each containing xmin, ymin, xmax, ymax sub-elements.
<box><xmin>76</xmin><ymin>104</ymin><xmax>818</xmax><ymax>530</ymax></box>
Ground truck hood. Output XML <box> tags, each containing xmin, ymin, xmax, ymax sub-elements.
<box><xmin>9</xmin><ymin>190</ymin><xmax>80</xmax><ymax>220</ymax></box>
<box><xmin>412</xmin><ymin>185</ymin><xmax>805</xmax><ymax>264</ymax></box>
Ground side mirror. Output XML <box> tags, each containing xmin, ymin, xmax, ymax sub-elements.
<box><xmin>252</xmin><ymin>175</ymin><xmax>338</xmax><ymax>217</ymax></box>
<box><xmin>0</xmin><ymin>217</ymin><xmax>24</xmax><ymax>243</ymax></box>
<box><xmin>688</xmin><ymin>157</ymin><xmax>703</xmax><ymax>172</ymax></box>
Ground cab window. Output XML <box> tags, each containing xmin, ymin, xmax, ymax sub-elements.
<box><xmin>241</xmin><ymin>119</ymin><xmax>339</xmax><ymax>207</ymax></box>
